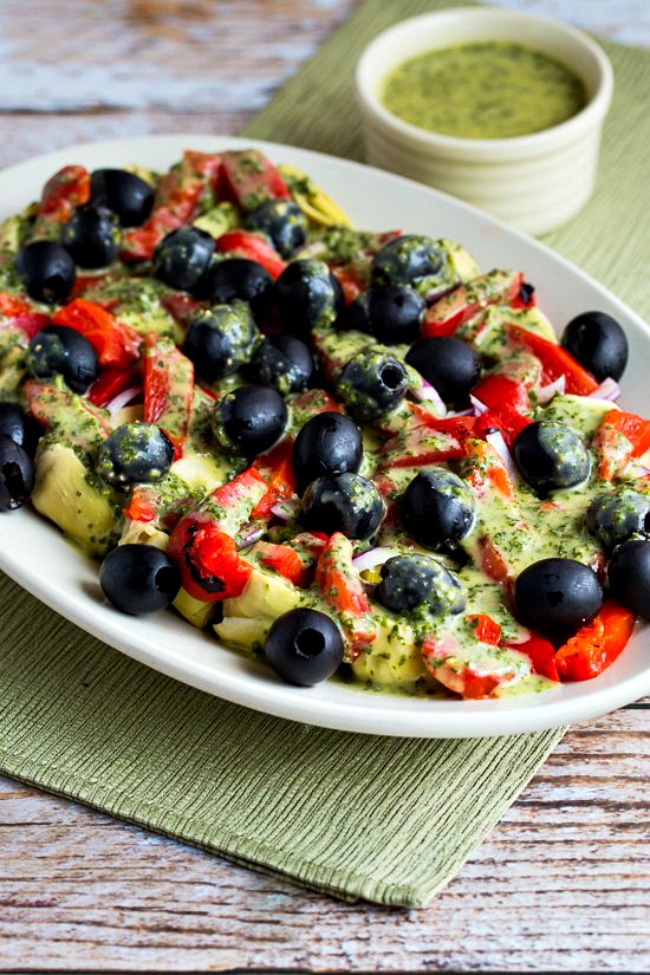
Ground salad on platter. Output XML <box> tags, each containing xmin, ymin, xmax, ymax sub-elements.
<box><xmin>1</xmin><ymin>145</ymin><xmax>649</xmax><ymax>702</ymax></box>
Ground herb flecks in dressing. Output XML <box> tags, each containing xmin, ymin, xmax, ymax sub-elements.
<box><xmin>382</xmin><ymin>42</ymin><xmax>588</xmax><ymax>139</ymax></box>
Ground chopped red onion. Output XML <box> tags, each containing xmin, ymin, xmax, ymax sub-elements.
<box><xmin>106</xmin><ymin>386</ymin><xmax>141</xmax><ymax>416</ymax></box>
<box><xmin>505</xmin><ymin>625</ymin><xmax>533</xmax><ymax>645</ymax></box>
<box><xmin>485</xmin><ymin>430</ymin><xmax>521</xmax><ymax>485</ymax></box>
<box><xmin>352</xmin><ymin>546</ymin><xmax>398</xmax><ymax>573</ymax></box>
<box><xmin>469</xmin><ymin>395</ymin><xmax>489</xmax><ymax>416</ymax></box>
<box><xmin>536</xmin><ymin>375</ymin><xmax>565</xmax><ymax>403</ymax></box>
<box><xmin>589</xmin><ymin>377</ymin><xmax>621</xmax><ymax>402</ymax></box>
<box><xmin>270</xmin><ymin>498</ymin><xmax>300</xmax><ymax>521</ymax></box>
<box><xmin>412</xmin><ymin>379</ymin><xmax>447</xmax><ymax>416</ymax></box>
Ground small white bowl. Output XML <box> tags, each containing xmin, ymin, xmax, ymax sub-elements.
<box><xmin>355</xmin><ymin>7</ymin><xmax>614</xmax><ymax>235</ymax></box>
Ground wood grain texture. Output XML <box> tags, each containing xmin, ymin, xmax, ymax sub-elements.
<box><xmin>1</xmin><ymin>0</ymin><xmax>649</xmax><ymax>970</ymax></box>
<box><xmin>2</xmin><ymin>707</ymin><xmax>650</xmax><ymax>972</ymax></box>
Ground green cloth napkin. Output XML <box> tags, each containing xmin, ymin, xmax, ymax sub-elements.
<box><xmin>1</xmin><ymin>0</ymin><xmax>648</xmax><ymax>908</ymax></box>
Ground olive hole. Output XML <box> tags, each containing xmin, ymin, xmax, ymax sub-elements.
<box><xmin>1</xmin><ymin>460</ymin><xmax>26</xmax><ymax>498</ymax></box>
<box><xmin>380</xmin><ymin>364</ymin><xmax>404</xmax><ymax>390</ymax></box>
<box><xmin>155</xmin><ymin>565</ymin><xmax>178</xmax><ymax>594</ymax></box>
<box><xmin>644</xmin><ymin>513</ymin><xmax>650</xmax><ymax>532</ymax></box>
<box><xmin>294</xmin><ymin>627</ymin><xmax>326</xmax><ymax>659</ymax></box>
<box><xmin>42</xmin><ymin>274</ymin><xmax>66</xmax><ymax>301</ymax></box>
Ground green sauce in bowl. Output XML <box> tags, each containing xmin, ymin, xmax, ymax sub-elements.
<box><xmin>382</xmin><ymin>41</ymin><xmax>588</xmax><ymax>139</ymax></box>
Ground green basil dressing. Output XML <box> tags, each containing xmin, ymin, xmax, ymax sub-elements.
<box><xmin>382</xmin><ymin>42</ymin><xmax>588</xmax><ymax>139</ymax></box>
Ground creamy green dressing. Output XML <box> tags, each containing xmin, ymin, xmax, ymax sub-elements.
<box><xmin>382</xmin><ymin>42</ymin><xmax>588</xmax><ymax>139</ymax></box>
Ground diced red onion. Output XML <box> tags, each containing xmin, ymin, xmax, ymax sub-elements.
<box><xmin>485</xmin><ymin>430</ymin><xmax>521</xmax><ymax>485</ymax></box>
<box><xmin>589</xmin><ymin>377</ymin><xmax>621</xmax><ymax>402</ymax></box>
<box><xmin>470</xmin><ymin>395</ymin><xmax>489</xmax><ymax>416</ymax></box>
<box><xmin>424</xmin><ymin>284</ymin><xmax>453</xmax><ymax>304</ymax></box>
<box><xmin>536</xmin><ymin>375</ymin><xmax>565</xmax><ymax>403</ymax></box>
<box><xmin>238</xmin><ymin>528</ymin><xmax>264</xmax><ymax>550</ymax></box>
<box><xmin>106</xmin><ymin>386</ymin><xmax>141</xmax><ymax>416</ymax></box>
<box><xmin>506</xmin><ymin>625</ymin><xmax>532</xmax><ymax>645</ymax></box>
<box><xmin>270</xmin><ymin>498</ymin><xmax>300</xmax><ymax>521</ymax></box>
<box><xmin>412</xmin><ymin>379</ymin><xmax>447</xmax><ymax>416</ymax></box>
<box><xmin>352</xmin><ymin>546</ymin><xmax>398</xmax><ymax>573</ymax></box>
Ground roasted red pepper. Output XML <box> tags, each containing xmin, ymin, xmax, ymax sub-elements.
<box><xmin>555</xmin><ymin>601</ymin><xmax>636</xmax><ymax>681</ymax></box>
<box><xmin>36</xmin><ymin>164</ymin><xmax>91</xmax><ymax>224</ymax></box>
<box><xmin>254</xmin><ymin>541</ymin><xmax>311</xmax><ymax>588</ymax></box>
<box><xmin>422</xmin><ymin>270</ymin><xmax>523</xmax><ymax>338</ymax></box>
<box><xmin>217</xmin><ymin>149</ymin><xmax>291</xmax><ymax>211</ymax></box>
<box><xmin>87</xmin><ymin>366</ymin><xmax>141</xmax><ymax>408</ymax></box>
<box><xmin>169</xmin><ymin>516</ymin><xmax>253</xmax><ymax>602</ymax></box>
<box><xmin>507</xmin><ymin>324</ymin><xmax>599</xmax><ymax>396</ymax></box>
<box><xmin>314</xmin><ymin>533</ymin><xmax>375</xmax><ymax>659</ymax></box>
<box><xmin>469</xmin><ymin>614</ymin><xmax>502</xmax><ymax>646</ymax></box>
<box><xmin>251</xmin><ymin>439</ymin><xmax>296</xmax><ymax>520</ymax></box>
<box><xmin>593</xmin><ymin>408</ymin><xmax>650</xmax><ymax>480</ymax></box>
<box><xmin>513</xmin><ymin>635</ymin><xmax>560</xmax><ymax>682</ymax></box>
<box><xmin>142</xmin><ymin>332</ymin><xmax>194</xmax><ymax>456</ymax></box>
<box><xmin>215</xmin><ymin>230</ymin><xmax>286</xmax><ymax>279</ymax></box>
<box><xmin>52</xmin><ymin>298</ymin><xmax>141</xmax><ymax>369</ymax></box>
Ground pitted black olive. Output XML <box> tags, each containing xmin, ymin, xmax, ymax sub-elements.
<box><xmin>406</xmin><ymin>336</ymin><xmax>480</xmax><ymax>408</ymax></box>
<box><xmin>15</xmin><ymin>240</ymin><xmax>76</xmax><ymax>304</ymax></box>
<box><xmin>301</xmin><ymin>472</ymin><xmax>384</xmax><ymax>540</ymax></box>
<box><xmin>96</xmin><ymin>422</ymin><xmax>175</xmax><ymax>490</ymax></box>
<box><xmin>514</xmin><ymin>557</ymin><xmax>603</xmax><ymax>643</ymax></box>
<box><xmin>0</xmin><ymin>402</ymin><xmax>41</xmax><ymax>458</ymax></box>
<box><xmin>153</xmin><ymin>226</ymin><xmax>215</xmax><ymax>291</ymax></box>
<box><xmin>400</xmin><ymin>467</ymin><xmax>476</xmax><ymax>550</ymax></box>
<box><xmin>562</xmin><ymin>311</ymin><xmax>628</xmax><ymax>382</ymax></box>
<box><xmin>292</xmin><ymin>411</ymin><xmax>363</xmax><ymax>494</ymax></box>
<box><xmin>335</xmin><ymin>349</ymin><xmax>408</xmax><ymax>422</ymax></box>
<box><xmin>512</xmin><ymin>420</ymin><xmax>591</xmax><ymax>495</ymax></box>
<box><xmin>245</xmin><ymin>334</ymin><xmax>315</xmax><ymax>396</ymax></box>
<box><xmin>100</xmin><ymin>544</ymin><xmax>181</xmax><ymax>615</ymax></box>
<box><xmin>375</xmin><ymin>554</ymin><xmax>465</xmax><ymax>617</ymax></box>
<box><xmin>90</xmin><ymin>168</ymin><xmax>154</xmax><ymax>227</ymax></box>
<box><xmin>586</xmin><ymin>488</ymin><xmax>650</xmax><ymax>552</ymax></box>
<box><xmin>183</xmin><ymin>303</ymin><xmax>260</xmax><ymax>382</ymax></box>
<box><xmin>274</xmin><ymin>258</ymin><xmax>344</xmax><ymax>334</ymax></box>
<box><xmin>244</xmin><ymin>199</ymin><xmax>308</xmax><ymax>258</ymax></box>
<box><xmin>371</xmin><ymin>234</ymin><xmax>443</xmax><ymax>289</ymax></box>
<box><xmin>26</xmin><ymin>325</ymin><xmax>99</xmax><ymax>394</ymax></box>
<box><xmin>0</xmin><ymin>435</ymin><xmax>34</xmax><ymax>511</ymax></box>
<box><xmin>211</xmin><ymin>384</ymin><xmax>288</xmax><ymax>458</ymax></box>
<box><xmin>61</xmin><ymin>205</ymin><xmax>121</xmax><ymax>269</ymax></box>
<box><xmin>193</xmin><ymin>257</ymin><xmax>274</xmax><ymax>318</ymax></box>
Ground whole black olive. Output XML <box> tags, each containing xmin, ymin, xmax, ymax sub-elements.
<box><xmin>99</xmin><ymin>544</ymin><xmax>181</xmax><ymax>615</ymax></box>
<box><xmin>292</xmin><ymin>411</ymin><xmax>363</xmax><ymax>494</ymax></box>
<box><xmin>586</xmin><ymin>488</ymin><xmax>650</xmax><ymax>552</ymax></box>
<box><xmin>183</xmin><ymin>304</ymin><xmax>260</xmax><ymax>382</ymax></box>
<box><xmin>400</xmin><ymin>467</ymin><xmax>476</xmax><ymax>550</ymax></box>
<box><xmin>0</xmin><ymin>402</ymin><xmax>41</xmax><ymax>457</ymax></box>
<box><xmin>405</xmin><ymin>336</ymin><xmax>480</xmax><ymax>408</ymax></box>
<box><xmin>264</xmin><ymin>607</ymin><xmax>344</xmax><ymax>686</ymax></box>
<box><xmin>608</xmin><ymin>539</ymin><xmax>650</xmax><ymax>618</ymax></box>
<box><xmin>371</xmin><ymin>234</ymin><xmax>443</xmax><ymax>289</ymax></box>
<box><xmin>274</xmin><ymin>258</ymin><xmax>344</xmax><ymax>334</ymax></box>
<box><xmin>26</xmin><ymin>325</ymin><xmax>99</xmax><ymax>393</ymax></box>
<box><xmin>14</xmin><ymin>240</ymin><xmax>76</xmax><ymax>304</ymax></box>
<box><xmin>193</xmin><ymin>257</ymin><xmax>274</xmax><ymax>319</ymax></box>
<box><xmin>153</xmin><ymin>226</ymin><xmax>215</xmax><ymax>291</ymax></box>
<box><xmin>96</xmin><ymin>422</ymin><xmax>175</xmax><ymax>489</ymax></box>
<box><xmin>375</xmin><ymin>554</ymin><xmax>466</xmax><ymax>617</ymax></box>
<box><xmin>562</xmin><ymin>311</ymin><xmax>628</xmax><ymax>382</ymax></box>
<box><xmin>90</xmin><ymin>168</ymin><xmax>154</xmax><ymax>227</ymax></box>
<box><xmin>0</xmin><ymin>435</ymin><xmax>34</xmax><ymax>511</ymax></box>
<box><xmin>246</xmin><ymin>334</ymin><xmax>315</xmax><ymax>396</ymax></box>
<box><xmin>244</xmin><ymin>199</ymin><xmax>308</xmax><ymax>258</ymax></box>
<box><xmin>512</xmin><ymin>421</ymin><xmax>591</xmax><ymax>495</ymax></box>
<box><xmin>514</xmin><ymin>557</ymin><xmax>603</xmax><ymax>642</ymax></box>
<box><xmin>301</xmin><ymin>472</ymin><xmax>384</xmax><ymax>540</ymax></box>
<box><xmin>211</xmin><ymin>384</ymin><xmax>288</xmax><ymax>458</ymax></box>
<box><xmin>335</xmin><ymin>349</ymin><xmax>408</xmax><ymax>422</ymax></box>
<box><xmin>61</xmin><ymin>205</ymin><xmax>121</xmax><ymax>269</ymax></box>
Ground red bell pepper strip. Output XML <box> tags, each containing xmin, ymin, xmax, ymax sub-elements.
<box><xmin>378</xmin><ymin>416</ymin><xmax>476</xmax><ymax>470</ymax></box>
<box><xmin>474</xmin><ymin>405</ymin><xmax>533</xmax><ymax>449</ymax></box>
<box><xmin>471</xmin><ymin>374</ymin><xmax>531</xmax><ymax>413</ymax></box>
<box><xmin>330</xmin><ymin>264</ymin><xmax>365</xmax><ymax>305</ymax></box>
<box><xmin>122</xmin><ymin>486</ymin><xmax>158</xmax><ymax>524</ymax></box>
<box><xmin>34</xmin><ymin>164</ymin><xmax>91</xmax><ymax>227</ymax></box>
<box><xmin>314</xmin><ymin>533</ymin><xmax>376</xmax><ymax>660</ymax></box>
<box><xmin>121</xmin><ymin>151</ymin><xmax>221</xmax><ymax>261</ymax></box>
<box><xmin>168</xmin><ymin>515</ymin><xmax>254</xmax><ymax>602</ymax></box>
<box><xmin>469</xmin><ymin>614</ymin><xmax>502</xmax><ymax>646</ymax></box>
<box><xmin>252</xmin><ymin>541</ymin><xmax>311</xmax><ymax>588</ymax></box>
<box><xmin>215</xmin><ymin>230</ymin><xmax>286</xmax><ymax>279</ymax></box>
<box><xmin>142</xmin><ymin>332</ymin><xmax>194</xmax><ymax>456</ymax></box>
<box><xmin>422</xmin><ymin>270</ymin><xmax>523</xmax><ymax>338</ymax></box>
<box><xmin>461</xmin><ymin>436</ymin><xmax>515</xmax><ymax>501</ymax></box>
<box><xmin>421</xmin><ymin>631</ymin><xmax>524</xmax><ymax>700</ymax></box>
<box><xmin>217</xmin><ymin>149</ymin><xmax>291</xmax><ymax>211</ymax></box>
<box><xmin>506</xmin><ymin>324</ymin><xmax>599</xmax><ymax>396</ymax></box>
<box><xmin>52</xmin><ymin>298</ymin><xmax>141</xmax><ymax>369</ymax></box>
<box><xmin>25</xmin><ymin>380</ymin><xmax>112</xmax><ymax>446</ymax></box>
<box><xmin>161</xmin><ymin>292</ymin><xmax>203</xmax><ymax>327</ymax></box>
<box><xmin>593</xmin><ymin>408</ymin><xmax>650</xmax><ymax>480</ymax></box>
<box><xmin>0</xmin><ymin>292</ymin><xmax>33</xmax><ymax>318</ymax></box>
<box><xmin>168</xmin><ymin>467</ymin><xmax>268</xmax><ymax>602</ymax></box>
<box><xmin>555</xmin><ymin>601</ymin><xmax>636</xmax><ymax>681</ymax></box>
<box><xmin>250</xmin><ymin>438</ymin><xmax>296</xmax><ymax>520</ymax></box>
<box><xmin>87</xmin><ymin>366</ymin><xmax>141</xmax><ymax>408</ymax></box>
<box><xmin>512</xmin><ymin>635</ymin><xmax>560</xmax><ymax>682</ymax></box>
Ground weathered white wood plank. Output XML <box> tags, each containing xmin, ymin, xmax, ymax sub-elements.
<box><xmin>2</xmin><ymin>710</ymin><xmax>650</xmax><ymax>971</ymax></box>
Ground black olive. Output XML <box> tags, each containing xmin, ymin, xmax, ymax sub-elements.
<box><xmin>60</xmin><ymin>205</ymin><xmax>121</xmax><ymax>269</ymax></box>
<box><xmin>335</xmin><ymin>349</ymin><xmax>409</xmax><ymax>422</ymax></box>
<box><xmin>245</xmin><ymin>334</ymin><xmax>315</xmax><ymax>396</ymax></box>
<box><xmin>512</xmin><ymin>421</ymin><xmax>591</xmax><ymax>495</ymax></box>
<box><xmin>153</xmin><ymin>226</ymin><xmax>215</xmax><ymax>291</ymax></box>
<box><xmin>14</xmin><ymin>240</ymin><xmax>76</xmax><ymax>304</ymax></box>
<box><xmin>264</xmin><ymin>607</ymin><xmax>344</xmax><ymax>686</ymax></box>
<box><xmin>26</xmin><ymin>325</ymin><xmax>99</xmax><ymax>394</ymax></box>
<box><xmin>182</xmin><ymin>304</ymin><xmax>260</xmax><ymax>382</ymax></box>
<box><xmin>211</xmin><ymin>384</ymin><xmax>288</xmax><ymax>458</ymax></box>
<box><xmin>0</xmin><ymin>435</ymin><xmax>34</xmax><ymax>511</ymax></box>
<box><xmin>90</xmin><ymin>168</ymin><xmax>154</xmax><ymax>227</ymax></box>
<box><xmin>274</xmin><ymin>258</ymin><xmax>344</xmax><ymax>334</ymax></box>
<box><xmin>375</xmin><ymin>554</ymin><xmax>465</xmax><ymax>617</ymax></box>
<box><xmin>405</xmin><ymin>336</ymin><xmax>480</xmax><ymax>408</ymax></box>
<box><xmin>340</xmin><ymin>290</ymin><xmax>373</xmax><ymax>334</ymax></box>
<box><xmin>193</xmin><ymin>257</ymin><xmax>274</xmax><ymax>318</ymax></box>
<box><xmin>561</xmin><ymin>311</ymin><xmax>628</xmax><ymax>382</ymax></box>
<box><xmin>99</xmin><ymin>544</ymin><xmax>181</xmax><ymax>615</ymax></box>
<box><xmin>244</xmin><ymin>199</ymin><xmax>308</xmax><ymax>258</ymax></box>
<box><xmin>292</xmin><ymin>411</ymin><xmax>363</xmax><ymax>494</ymax></box>
<box><xmin>514</xmin><ymin>557</ymin><xmax>603</xmax><ymax>642</ymax></box>
<box><xmin>401</xmin><ymin>467</ymin><xmax>476</xmax><ymax>550</ymax></box>
<box><xmin>586</xmin><ymin>488</ymin><xmax>650</xmax><ymax>552</ymax></box>
<box><xmin>301</xmin><ymin>472</ymin><xmax>384</xmax><ymax>541</ymax></box>
<box><xmin>345</xmin><ymin>284</ymin><xmax>425</xmax><ymax>345</ymax></box>
<box><xmin>608</xmin><ymin>539</ymin><xmax>650</xmax><ymax>618</ymax></box>
<box><xmin>371</xmin><ymin>234</ymin><xmax>443</xmax><ymax>289</ymax></box>
<box><xmin>96</xmin><ymin>422</ymin><xmax>174</xmax><ymax>490</ymax></box>
<box><xmin>0</xmin><ymin>402</ymin><xmax>41</xmax><ymax>457</ymax></box>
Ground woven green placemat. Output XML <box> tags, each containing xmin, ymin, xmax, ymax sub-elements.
<box><xmin>1</xmin><ymin>0</ymin><xmax>648</xmax><ymax>907</ymax></box>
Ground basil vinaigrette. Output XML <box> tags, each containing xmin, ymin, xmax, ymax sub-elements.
<box><xmin>382</xmin><ymin>41</ymin><xmax>588</xmax><ymax>139</ymax></box>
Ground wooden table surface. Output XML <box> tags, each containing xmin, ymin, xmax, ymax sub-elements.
<box><xmin>1</xmin><ymin>1</ymin><xmax>650</xmax><ymax>971</ymax></box>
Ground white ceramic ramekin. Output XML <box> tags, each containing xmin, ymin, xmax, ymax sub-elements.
<box><xmin>355</xmin><ymin>7</ymin><xmax>614</xmax><ymax>235</ymax></box>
